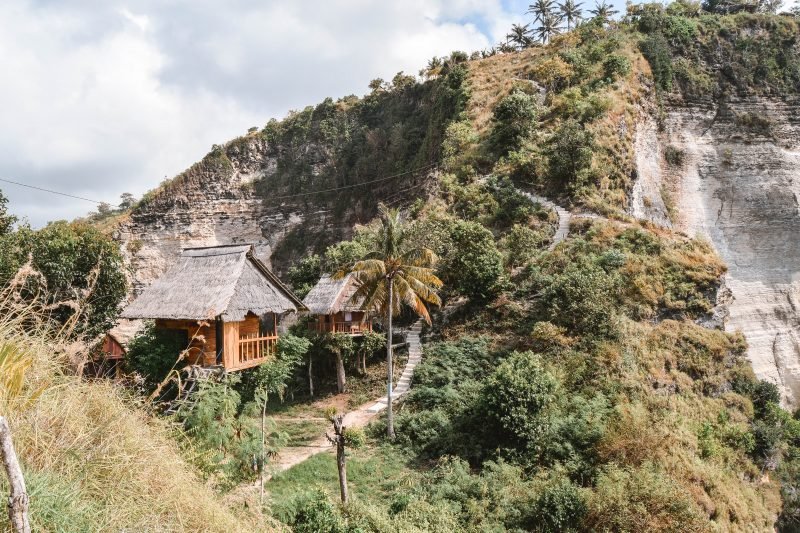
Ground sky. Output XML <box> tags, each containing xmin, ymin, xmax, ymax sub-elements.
<box><xmin>0</xmin><ymin>0</ymin><xmax>772</xmax><ymax>226</ymax></box>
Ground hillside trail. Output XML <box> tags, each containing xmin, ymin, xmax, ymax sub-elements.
<box><xmin>517</xmin><ymin>190</ymin><xmax>605</xmax><ymax>248</ymax></box>
<box><xmin>267</xmin><ymin>320</ymin><xmax>424</xmax><ymax>476</ymax></box>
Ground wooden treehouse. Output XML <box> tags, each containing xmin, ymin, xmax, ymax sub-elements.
<box><xmin>122</xmin><ymin>244</ymin><xmax>305</xmax><ymax>371</ymax></box>
<box><xmin>303</xmin><ymin>273</ymin><xmax>373</xmax><ymax>336</ymax></box>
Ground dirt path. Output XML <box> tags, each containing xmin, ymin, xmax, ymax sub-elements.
<box><xmin>268</xmin><ymin>320</ymin><xmax>424</xmax><ymax>475</ymax></box>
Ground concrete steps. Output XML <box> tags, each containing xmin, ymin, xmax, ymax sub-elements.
<box><xmin>366</xmin><ymin>320</ymin><xmax>424</xmax><ymax>413</ymax></box>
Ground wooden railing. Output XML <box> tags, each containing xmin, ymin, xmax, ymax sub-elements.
<box><xmin>234</xmin><ymin>334</ymin><xmax>277</xmax><ymax>371</ymax></box>
<box><xmin>315</xmin><ymin>321</ymin><xmax>372</xmax><ymax>335</ymax></box>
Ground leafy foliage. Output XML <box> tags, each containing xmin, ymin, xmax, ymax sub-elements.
<box><xmin>125</xmin><ymin>322</ymin><xmax>188</xmax><ymax>391</ymax></box>
<box><xmin>439</xmin><ymin>220</ymin><xmax>503</xmax><ymax>301</ymax></box>
<box><xmin>547</xmin><ymin>119</ymin><xmax>595</xmax><ymax>190</ymax></box>
<box><xmin>490</xmin><ymin>89</ymin><xmax>539</xmax><ymax>155</ymax></box>
<box><xmin>0</xmin><ymin>221</ymin><xmax>127</xmax><ymax>338</ymax></box>
<box><xmin>287</xmin><ymin>255</ymin><xmax>321</xmax><ymax>298</ymax></box>
<box><xmin>0</xmin><ymin>188</ymin><xmax>16</xmax><ymax>236</ymax></box>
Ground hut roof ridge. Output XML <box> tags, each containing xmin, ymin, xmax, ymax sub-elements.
<box><xmin>121</xmin><ymin>243</ymin><xmax>304</xmax><ymax>321</ymax></box>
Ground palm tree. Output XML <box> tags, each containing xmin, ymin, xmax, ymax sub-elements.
<box><xmin>506</xmin><ymin>23</ymin><xmax>532</xmax><ymax>50</ymax></box>
<box><xmin>590</xmin><ymin>0</ymin><xmax>618</xmax><ymax>23</ymax></box>
<box><xmin>535</xmin><ymin>12</ymin><xmax>563</xmax><ymax>43</ymax></box>
<box><xmin>527</xmin><ymin>0</ymin><xmax>557</xmax><ymax>23</ymax></box>
<box><xmin>335</xmin><ymin>205</ymin><xmax>442</xmax><ymax>438</ymax></box>
<box><xmin>559</xmin><ymin>0</ymin><xmax>583</xmax><ymax>30</ymax></box>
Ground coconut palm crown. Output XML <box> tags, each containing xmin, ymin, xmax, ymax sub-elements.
<box><xmin>339</xmin><ymin>205</ymin><xmax>442</xmax><ymax>325</ymax></box>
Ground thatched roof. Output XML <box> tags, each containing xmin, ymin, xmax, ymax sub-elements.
<box><xmin>107</xmin><ymin>319</ymin><xmax>144</xmax><ymax>348</ymax></box>
<box><xmin>302</xmin><ymin>273</ymin><xmax>366</xmax><ymax>315</ymax></box>
<box><xmin>121</xmin><ymin>244</ymin><xmax>305</xmax><ymax>321</ymax></box>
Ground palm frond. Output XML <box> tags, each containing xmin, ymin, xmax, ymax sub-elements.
<box><xmin>392</xmin><ymin>275</ymin><xmax>432</xmax><ymax>324</ymax></box>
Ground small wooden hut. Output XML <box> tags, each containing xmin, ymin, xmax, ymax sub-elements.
<box><xmin>88</xmin><ymin>320</ymin><xmax>143</xmax><ymax>378</ymax></box>
<box><xmin>121</xmin><ymin>244</ymin><xmax>305</xmax><ymax>371</ymax></box>
<box><xmin>303</xmin><ymin>274</ymin><xmax>372</xmax><ymax>335</ymax></box>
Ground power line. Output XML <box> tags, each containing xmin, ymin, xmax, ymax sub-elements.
<box><xmin>267</xmin><ymin>163</ymin><xmax>438</xmax><ymax>201</ymax></box>
<box><xmin>0</xmin><ymin>177</ymin><xmax>107</xmax><ymax>205</ymax></box>
<box><xmin>0</xmin><ymin>162</ymin><xmax>439</xmax><ymax>208</ymax></box>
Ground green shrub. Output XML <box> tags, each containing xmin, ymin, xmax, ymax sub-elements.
<box><xmin>482</xmin><ymin>351</ymin><xmax>560</xmax><ymax>452</ymax></box>
<box><xmin>530</xmin><ymin>477</ymin><xmax>588</xmax><ymax>532</ymax></box>
<box><xmin>0</xmin><ymin>221</ymin><xmax>128</xmax><ymax>338</ymax></box>
<box><xmin>486</xmin><ymin>176</ymin><xmax>536</xmax><ymax>228</ymax></box>
<box><xmin>180</xmin><ymin>376</ymin><xmax>278</xmax><ymax>485</ymax></box>
<box><xmin>287</xmin><ymin>254</ymin><xmax>321</xmax><ymax>298</ymax></box>
<box><xmin>602</xmin><ymin>54</ymin><xmax>631</xmax><ymax>80</ymax></box>
<box><xmin>547</xmin><ymin>119</ymin><xmax>595</xmax><ymax>189</ymax></box>
<box><xmin>501</xmin><ymin>224</ymin><xmax>547</xmax><ymax>267</ymax></box>
<box><xmin>490</xmin><ymin>89</ymin><xmax>538</xmax><ymax>155</ymax></box>
<box><xmin>664</xmin><ymin>145</ymin><xmax>686</xmax><ymax>166</ymax></box>
<box><xmin>237</xmin><ymin>333</ymin><xmax>309</xmax><ymax>404</ymax></box>
<box><xmin>441</xmin><ymin>220</ymin><xmax>503</xmax><ymax>301</ymax></box>
<box><xmin>543</xmin><ymin>260</ymin><xmax>621</xmax><ymax>339</ymax></box>
<box><xmin>125</xmin><ymin>322</ymin><xmax>188</xmax><ymax>390</ymax></box>
<box><xmin>288</xmin><ymin>490</ymin><xmax>348</xmax><ymax>533</ymax></box>
<box><xmin>640</xmin><ymin>33</ymin><xmax>674</xmax><ymax>91</ymax></box>
<box><xmin>324</xmin><ymin>239</ymin><xmax>369</xmax><ymax>271</ymax></box>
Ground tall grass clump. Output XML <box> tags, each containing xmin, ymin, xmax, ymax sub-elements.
<box><xmin>0</xmin><ymin>284</ymin><xmax>268</xmax><ymax>532</ymax></box>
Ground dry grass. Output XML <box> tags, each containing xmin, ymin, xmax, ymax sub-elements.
<box><xmin>466</xmin><ymin>46</ymin><xmax>547</xmax><ymax>136</ymax></box>
<box><xmin>0</xmin><ymin>293</ymin><xmax>272</xmax><ymax>532</ymax></box>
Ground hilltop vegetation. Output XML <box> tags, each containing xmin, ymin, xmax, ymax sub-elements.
<box><xmin>264</xmin><ymin>7</ymin><xmax>800</xmax><ymax>533</ymax></box>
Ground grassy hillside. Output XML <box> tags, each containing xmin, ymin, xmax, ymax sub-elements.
<box><xmin>0</xmin><ymin>296</ymin><xmax>271</xmax><ymax>532</ymax></box>
<box><xmin>263</xmin><ymin>9</ymin><xmax>800</xmax><ymax>533</ymax></box>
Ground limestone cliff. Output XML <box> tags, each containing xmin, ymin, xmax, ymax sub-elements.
<box><xmin>117</xmin><ymin>136</ymin><xmax>308</xmax><ymax>294</ymax></box>
<box><xmin>632</xmin><ymin>95</ymin><xmax>800</xmax><ymax>405</ymax></box>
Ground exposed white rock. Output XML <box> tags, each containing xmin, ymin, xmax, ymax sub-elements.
<box><xmin>630</xmin><ymin>116</ymin><xmax>673</xmax><ymax>228</ymax></box>
<box><xmin>634</xmin><ymin>96</ymin><xmax>800</xmax><ymax>406</ymax></box>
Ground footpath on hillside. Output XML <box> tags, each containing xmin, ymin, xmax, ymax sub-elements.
<box><xmin>518</xmin><ymin>190</ymin><xmax>607</xmax><ymax>249</ymax></box>
<box><xmin>268</xmin><ymin>320</ymin><xmax>424</xmax><ymax>475</ymax></box>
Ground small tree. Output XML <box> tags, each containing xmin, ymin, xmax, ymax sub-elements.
<box><xmin>441</xmin><ymin>220</ymin><xmax>504</xmax><ymax>301</ymax></box>
<box><xmin>490</xmin><ymin>90</ymin><xmax>538</xmax><ymax>155</ymax></box>
<box><xmin>287</xmin><ymin>254</ymin><xmax>321</xmax><ymax>299</ymax></box>
<box><xmin>323</xmin><ymin>333</ymin><xmax>355</xmax><ymax>394</ymax></box>
<box><xmin>547</xmin><ymin>119</ymin><xmax>595</xmax><ymax>189</ymax></box>
<box><xmin>118</xmin><ymin>192</ymin><xmax>136</xmax><ymax>210</ymax></box>
<box><xmin>252</xmin><ymin>334</ymin><xmax>308</xmax><ymax>503</ymax></box>
<box><xmin>356</xmin><ymin>330</ymin><xmax>385</xmax><ymax>375</ymax></box>
<box><xmin>325</xmin><ymin>410</ymin><xmax>365</xmax><ymax>504</ymax></box>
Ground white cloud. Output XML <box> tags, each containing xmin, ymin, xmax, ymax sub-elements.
<box><xmin>0</xmin><ymin>0</ymin><xmax>510</xmax><ymax>226</ymax></box>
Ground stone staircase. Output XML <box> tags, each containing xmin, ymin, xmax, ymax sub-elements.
<box><xmin>367</xmin><ymin>319</ymin><xmax>423</xmax><ymax>413</ymax></box>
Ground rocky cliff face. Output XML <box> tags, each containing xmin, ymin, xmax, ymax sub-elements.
<box><xmin>116</xmin><ymin>136</ymin><xmax>319</xmax><ymax>294</ymax></box>
<box><xmin>116</xmin><ymin>132</ymin><xmax>433</xmax><ymax>295</ymax></box>
<box><xmin>632</xmin><ymin>96</ymin><xmax>800</xmax><ymax>406</ymax></box>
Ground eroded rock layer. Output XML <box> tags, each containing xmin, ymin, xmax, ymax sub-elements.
<box><xmin>116</xmin><ymin>137</ymin><xmax>312</xmax><ymax>294</ymax></box>
<box><xmin>635</xmin><ymin>96</ymin><xmax>800</xmax><ymax>405</ymax></box>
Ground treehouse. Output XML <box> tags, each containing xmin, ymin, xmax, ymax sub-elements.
<box><xmin>303</xmin><ymin>273</ymin><xmax>373</xmax><ymax>335</ymax></box>
<box><xmin>121</xmin><ymin>244</ymin><xmax>305</xmax><ymax>371</ymax></box>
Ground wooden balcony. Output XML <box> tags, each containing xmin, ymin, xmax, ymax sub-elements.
<box><xmin>231</xmin><ymin>333</ymin><xmax>277</xmax><ymax>371</ymax></box>
<box><xmin>315</xmin><ymin>321</ymin><xmax>372</xmax><ymax>336</ymax></box>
